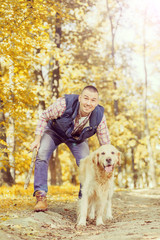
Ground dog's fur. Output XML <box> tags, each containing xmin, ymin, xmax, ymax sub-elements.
<box><xmin>77</xmin><ymin>144</ymin><xmax>121</xmax><ymax>226</ymax></box>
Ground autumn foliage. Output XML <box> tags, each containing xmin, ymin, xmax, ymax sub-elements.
<box><xmin>0</xmin><ymin>0</ymin><xmax>160</xmax><ymax>190</ymax></box>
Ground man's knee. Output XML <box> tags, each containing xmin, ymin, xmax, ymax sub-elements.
<box><xmin>36</xmin><ymin>145</ymin><xmax>52</xmax><ymax>162</ymax></box>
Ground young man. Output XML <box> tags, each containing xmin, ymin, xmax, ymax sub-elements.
<box><xmin>31</xmin><ymin>85</ymin><xmax>110</xmax><ymax>212</ymax></box>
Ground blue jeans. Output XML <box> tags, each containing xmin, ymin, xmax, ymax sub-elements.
<box><xmin>34</xmin><ymin>128</ymin><xmax>90</xmax><ymax>195</ymax></box>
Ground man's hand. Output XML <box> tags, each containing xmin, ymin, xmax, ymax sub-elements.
<box><xmin>31</xmin><ymin>135</ymin><xmax>41</xmax><ymax>151</ymax></box>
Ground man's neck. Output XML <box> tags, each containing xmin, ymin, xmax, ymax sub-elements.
<box><xmin>79</xmin><ymin>110</ymin><xmax>90</xmax><ymax>118</ymax></box>
<box><xmin>80</xmin><ymin>111</ymin><xmax>92</xmax><ymax>118</ymax></box>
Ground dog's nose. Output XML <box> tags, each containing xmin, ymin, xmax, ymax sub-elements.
<box><xmin>106</xmin><ymin>158</ymin><xmax>112</xmax><ymax>164</ymax></box>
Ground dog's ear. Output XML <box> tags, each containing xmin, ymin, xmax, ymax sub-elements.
<box><xmin>117</xmin><ymin>151</ymin><xmax>121</xmax><ymax>166</ymax></box>
<box><xmin>92</xmin><ymin>152</ymin><xmax>99</xmax><ymax>165</ymax></box>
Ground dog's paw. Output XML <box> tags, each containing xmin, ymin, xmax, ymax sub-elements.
<box><xmin>96</xmin><ymin>217</ymin><xmax>104</xmax><ymax>226</ymax></box>
<box><xmin>77</xmin><ymin>220</ymin><xmax>86</xmax><ymax>227</ymax></box>
<box><xmin>106</xmin><ymin>214</ymin><xmax>113</xmax><ymax>220</ymax></box>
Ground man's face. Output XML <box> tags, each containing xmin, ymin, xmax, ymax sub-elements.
<box><xmin>79</xmin><ymin>89</ymin><xmax>99</xmax><ymax>117</ymax></box>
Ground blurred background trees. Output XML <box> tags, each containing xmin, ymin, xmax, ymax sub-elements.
<box><xmin>0</xmin><ymin>0</ymin><xmax>160</xmax><ymax>188</ymax></box>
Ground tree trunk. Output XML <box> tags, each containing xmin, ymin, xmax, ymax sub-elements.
<box><xmin>48</xmin><ymin>12</ymin><xmax>61</xmax><ymax>100</ymax></box>
<box><xmin>106</xmin><ymin>0</ymin><xmax>123</xmax><ymax>116</ymax></box>
<box><xmin>8</xmin><ymin>117</ymin><xmax>15</xmax><ymax>182</ymax></box>
<box><xmin>48</xmin><ymin>12</ymin><xmax>62</xmax><ymax>185</ymax></box>
<box><xmin>8</xmin><ymin>60</ymin><xmax>16</xmax><ymax>181</ymax></box>
<box><xmin>33</xmin><ymin>54</ymin><xmax>46</xmax><ymax>114</ymax></box>
<box><xmin>49</xmin><ymin>148</ymin><xmax>62</xmax><ymax>185</ymax></box>
<box><xmin>0</xmin><ymin>98</ymin><xmax>14</xmax><ymax>186</ymax></box>
<box><xmin>106</xmin><ymin>0</ymin><xmax>122</xmax><ymax>188</ymax></box>
<box><xmin>131</xmin><ymin>147</ymin><xmax>138</xmax><ymax>188</ymax></box>
<box><xmin>143</xmin><ymin>10</ymin><xmax>156</xmax><ymax>187</ymax></box>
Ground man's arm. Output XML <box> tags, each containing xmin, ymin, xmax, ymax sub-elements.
<box><xmin>31</xmin><ymin>135</ymin><xmax>42</xmax><ymax>151</ymax></box>
<box><xmin>31</xmin><ymin>97</ymin><xmax>66</xmax><ymax>151</ymax></box>
<box><xmin>96</xmin><ymin>114</ymin><xmax>110</xmax><ymax>145</ymax></box>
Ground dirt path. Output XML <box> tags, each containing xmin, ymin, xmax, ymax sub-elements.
<box><xmin>0</xmin><ymin>188</ymin><xmax>160</xmax><ymax>240</ymax></box>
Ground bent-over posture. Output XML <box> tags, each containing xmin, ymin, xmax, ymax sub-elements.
<box><xmin>31</xmin><ymin>85</ymin><xmax>110</xmax><ymax>212</ymax></box>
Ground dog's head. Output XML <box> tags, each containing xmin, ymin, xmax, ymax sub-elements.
<box><xmin>92</xmin><ymin>144</ymin><xmax>121</xmax><ymax>173</ymax></box>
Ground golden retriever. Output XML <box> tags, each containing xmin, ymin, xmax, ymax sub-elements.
<box><xmin>77</xmin><ymin>144</ymin><xmax>121</xmax><ymax>226</ymax></box>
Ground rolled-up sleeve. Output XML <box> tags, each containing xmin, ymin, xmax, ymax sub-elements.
<box><xmin>35</xmin><ymin>97</ymin><xmax>66</xmax><ymax>136</ymax></box>
<box><xmin>97</xmin><ymin>114</ymin><xmax>110</xmax><ymax>145</ymax></box>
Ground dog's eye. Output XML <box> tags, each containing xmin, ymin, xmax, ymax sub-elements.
<box><xmin>101</xmin><ymin>152</ymin><xmax>105</xmax><ymax>155</ymax></box>
<box><xmin>111</xmin><ymin>152</ymin><xmax>115</xmax><ymax>154</ymax></box>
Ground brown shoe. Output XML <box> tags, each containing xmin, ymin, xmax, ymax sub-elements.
<box><xmin>34</xmin><ymin>190</ymin><xmax>48</xmax><ymax>212</ymax></box>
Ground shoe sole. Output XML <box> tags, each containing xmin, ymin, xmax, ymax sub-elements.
<box><xmin>34</xmin><ymin>208</ymin><xmax>48</xmax><ymax>212</ymax></box>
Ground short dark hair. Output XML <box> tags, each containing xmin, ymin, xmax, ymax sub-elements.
<box><xmin>82</xmin><ymin>85</ymin><xmax>99</xmax><ymax>94</ymax></box>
